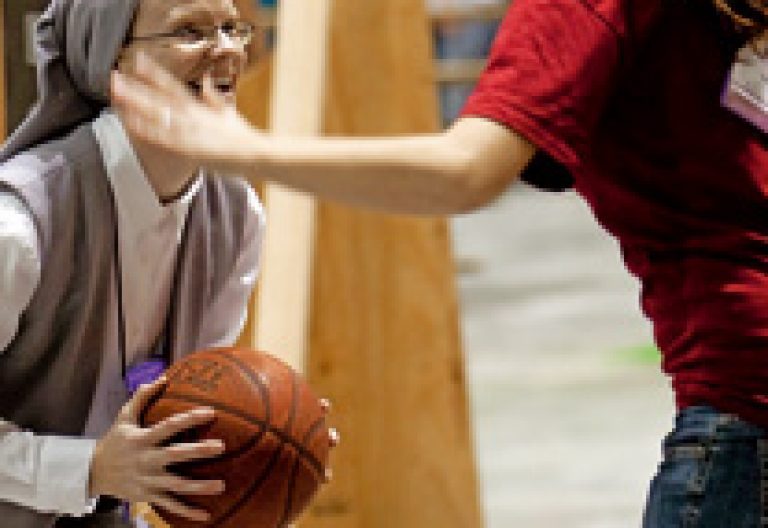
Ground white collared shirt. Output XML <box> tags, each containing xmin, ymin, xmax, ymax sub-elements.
<box><xmin>0</xmin><ymin>111</ymin><xmax>264</xmax><ymax>515</ymax></box>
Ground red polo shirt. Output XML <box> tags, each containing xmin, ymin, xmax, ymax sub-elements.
<box><xmin>462</xmin><ymin>0</ymin><xmax>768</xmax><ymax>426</ymax></box>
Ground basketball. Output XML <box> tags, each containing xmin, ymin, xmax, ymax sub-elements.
<box><xmin>139</xmin><ymin>347</ymin><xmax>332</xmax><ymax>528</ymax></box>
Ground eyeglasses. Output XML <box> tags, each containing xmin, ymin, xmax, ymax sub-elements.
<box><xmin>131</xmin><ymin>20</ymin><xmax>257</xmax><ymax>51</ymax></box>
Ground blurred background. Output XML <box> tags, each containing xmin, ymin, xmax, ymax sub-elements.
<box><xmin>0</xmin><ymin>1</ymin><xmax>675</xmax><ymax>526</ymax></box>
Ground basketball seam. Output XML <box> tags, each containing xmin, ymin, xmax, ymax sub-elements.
<box><xmin>206</xmin><ymin>426</ymin><xmax>267</xmax><ymax>463</ymax></box>
<box><xmin>284</xmin><ymin>371</ymin><xmax>299</xmax><ymax>436</ymax></box>
<box><xmin>161</xmin><ymin>350</ymin><xmax>325</xmax><ymax>528</ymax></box>
<box><xmin>302</xmin><ymin>416</ymin><xmax>327</xmax><ymax>445</ymax></box>
<box><xmin>206</xmin><ymin>348</ymin><xmax>325</xmax><ymax>471</ymax></box>
<box><xmin>278</xmin><ymin>372</ymin><xmax>302</xmax><ymax>527</ymax></box>
<box><xmin>205</xmin><ymin>349</ymin><xmax>272</xmax><ymax>427</ymax></box>
<box><xmin>211</xmin><ymin>443</ymin><xmax>287</xmax><ymax>527</ymax></box>
<box><xmin>279</xmin><ymin>458</ymin><xmax>302</xmax><ymax>526</ymax></box>
<box><xmin>161</xmin><ymin>392</ymin><xmax>324</xmax><ymax>474</ymax></box>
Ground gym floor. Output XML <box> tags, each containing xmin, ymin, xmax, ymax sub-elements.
<box><xmin>453</xmin><ymin>184</ymin><xmax>675</xmax><ymax>528</ymax></box>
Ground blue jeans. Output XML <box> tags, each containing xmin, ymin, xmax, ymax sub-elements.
<box><xmin>643</xmin><ymin>405</ymin><xmax>768</xmax><ymax>527</ymax></box>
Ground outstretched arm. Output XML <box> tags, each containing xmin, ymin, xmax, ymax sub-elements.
<box><xmin>111</xmin><ymin>56</ymin><xmax>536</xmax><ymax>215</ymax></box>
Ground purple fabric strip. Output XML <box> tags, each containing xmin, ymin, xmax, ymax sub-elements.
<box><xmin>124</xmin><ymin>359</ymin><xmax>167</xmax><ymax>397</ymax></box>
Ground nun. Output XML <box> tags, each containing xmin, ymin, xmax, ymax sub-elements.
<box><xmin>0</xmin><ymin>0</ymin><xmax>264</xmax><ymax>525</ymax></box>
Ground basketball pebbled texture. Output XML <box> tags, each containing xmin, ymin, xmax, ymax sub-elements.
<box><xmin>140</xmin><ymin>348</ymin><xmax>331</xmax><ymax>528</ymax></box>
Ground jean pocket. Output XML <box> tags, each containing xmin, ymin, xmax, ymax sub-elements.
<box><xmin>650</xmin><ymin>441</ymin><xmax>716</xmax><ymax>528</ymax></box>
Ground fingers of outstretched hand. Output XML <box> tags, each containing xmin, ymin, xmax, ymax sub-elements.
<box><xmin>329</xmin><ymin>427</ymin><xmax>341</xmax><ymax>447</ymax></box>
<box><xmin>135</xmin><ymin>52</ymin><xmax>193</xmax><ymax>101</ymax></box>
<box><xmin>111</xmin><ymin>72</ymin><xmax>171</xmax><ymax>140</ymax></box>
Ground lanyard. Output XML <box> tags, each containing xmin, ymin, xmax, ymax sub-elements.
<box><xmin>722</xmin><ymin>42</ymin><xmax>768</xmax><ymax>134</ymax></box>
<box><xmin>105</xmin><ymin>180</ymin><xmax>193</xmax><ymax>380</ymax></box>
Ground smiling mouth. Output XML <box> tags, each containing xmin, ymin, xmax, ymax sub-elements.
<box><xmin>187</xmin><ymin>78</ymin><xmax>236</xmax><ymax>96</ymax></box>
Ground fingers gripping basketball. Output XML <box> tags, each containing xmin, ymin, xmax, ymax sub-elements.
<box><xmin>140</xmin><ymin>348</ymin><xmax>332</xmax><ymax>528</ymax></box>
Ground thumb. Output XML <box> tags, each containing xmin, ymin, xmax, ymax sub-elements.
<box><xmin>122</xmin><ymin>375</ymin><xmax>168</xmax><ymax>424</ymax></box>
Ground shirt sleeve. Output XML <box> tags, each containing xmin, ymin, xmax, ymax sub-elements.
<box><xmin>198</xmin><ymin>185</ymin><xmax>265</xmax><ymax>347</ymax></box>
<box><xmin>0</xmin><ymin>194</ymin><xmax>96</xmax><ymax>516</ymax></box>
<box><xmin>0</xmin><ymin>423</ymin><xmax>96</xmax><ymax>516</ymax></box>
<box><xmin>0</xmin><ymin>193</ymin><xmax>41</xmax><ymax>351</ymax></box>
<box><xmin>461</xmin><ymin>0</ymin><xmax>655</xmax><ymax>171</ymax></box>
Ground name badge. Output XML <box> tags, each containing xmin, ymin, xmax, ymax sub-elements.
<box><xmin>722</xmin><ymin>41</ymin><xmax>768</xmax><ymax>133</ymax></box>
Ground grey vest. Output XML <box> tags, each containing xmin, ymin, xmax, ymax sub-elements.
<box><xmin>0</xmin><ymin>124</ymin><xmax>253</xmax><ymax>526</ymax></box>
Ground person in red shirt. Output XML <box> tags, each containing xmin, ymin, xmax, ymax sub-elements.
<box><xmin>111</xmin><ymin>0</ymin><xmax>768</xmax><ymax>524</ymax></box>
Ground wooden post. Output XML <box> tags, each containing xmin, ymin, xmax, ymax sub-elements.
<box><xmin>297</xmin><ymin>1</ymin><xmax>484</xmax><ymax>527</ymax></box>
<box><xmin>254</xmin><ymin>0</ymin><xmax>331</xmax><ymax>371</ymax></box>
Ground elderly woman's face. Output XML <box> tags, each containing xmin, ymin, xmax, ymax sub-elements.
<box><xmin>119</xmin><ymin>0</ymin><xmax>248</xmax><ymax>105</ymax></box>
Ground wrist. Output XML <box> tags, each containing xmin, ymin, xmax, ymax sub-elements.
<box><xmin>234</xmin><ymin>126</ymin><xmax>267</xmax><ymax>174</ymax></box>
<box><xmin>87</xmin><ymin>440</ymin><xmax>105</xmax><ymax>498</ymax></box>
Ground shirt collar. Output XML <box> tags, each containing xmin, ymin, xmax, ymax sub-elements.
<box><xmin>91</xmin><ymin>110</ymin><xmax>202</xmax><ymax>231</ymax></box>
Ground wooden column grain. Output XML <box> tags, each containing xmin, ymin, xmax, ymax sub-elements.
<box><xmin>299</xmin><ymin>0</ymin><xmax>483</xmax><ymax>527</ymax></box>
<box><xmin>253</xmin><ymin>0</ymin><xmax>330</xmax><ymax>371</ymax></box>
<box><xmin>234</xmin><ymin>58</ymin><xmax>272</xmax><ymax>350</ymax></box>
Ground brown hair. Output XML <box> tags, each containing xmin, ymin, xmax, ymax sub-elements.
<box><xmin>714</xmin><ymin>0</ymin><xmax>768</xmax><ymax>39</ymax></box>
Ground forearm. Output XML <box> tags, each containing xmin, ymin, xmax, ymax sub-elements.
<box><xmin>244</xmin><ymin>133</ymin><xmax>475</xmax><ymax>215</ymax></box>
<box><xmin>112</xmin><ymin>63</ymin><xmax>536</xmax><ymax>210</ymax></box>
<box><xmin>240</xmin><ymin>119</ymin><xmax>534</xmax><ymax>215</ymax></box>
<box><xmin>111</xmin><ymin>65</ymin><xmax>535</xmax><ymax>212</ymax></box>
